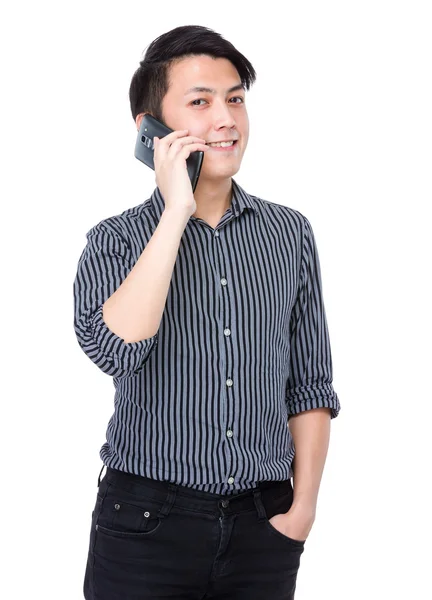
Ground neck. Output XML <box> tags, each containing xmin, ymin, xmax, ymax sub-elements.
<box><xmin>192</xmin><ymin>177</ymin><xmax>233</xmax><ymax>222</ymax></box>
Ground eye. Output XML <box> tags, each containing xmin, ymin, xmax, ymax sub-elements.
<box><xmin>190</xmin><ymin>97</ymin><xmax>245</xmax><ymax>106</ymax></box>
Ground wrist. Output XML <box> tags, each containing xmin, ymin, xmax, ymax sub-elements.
<box><xmin>162</xmin><ymin>207</ymin><xmax>192</xmax><ymax>221</ymax></box>
<box><xmin>290</xmin><ymin>496</ymin><xmax>317</xmax><ymax>516</ymax></box>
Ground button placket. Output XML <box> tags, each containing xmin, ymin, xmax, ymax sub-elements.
<box><xmin>217</xmin><ymin>235</ymin><xmax>237</xmax><ymax>492</ymax></box>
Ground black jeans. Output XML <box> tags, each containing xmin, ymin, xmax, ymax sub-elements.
<box><xmin>83</xmin><ymin>466</ymin><xmax>306</xmax><ymax>599</ymax></box>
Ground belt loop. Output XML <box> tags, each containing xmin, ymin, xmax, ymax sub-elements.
<box><xmin>252</xmin><ymin>489</ymin><xmax>267</xmax><ymax>522</ymax></box>
<box><xmin>158</xmin><ymin>483</ymin><xmax>178</xmax><ymax>519</ymax></box>
<box><xmin>97</xmin><ymin>463</ymin><xmax>106</xmax><ymax>488</ymax></box>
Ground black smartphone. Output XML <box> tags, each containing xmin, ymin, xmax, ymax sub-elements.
<box><xmin>134</xmin><ymin>113</ymin><xmax>204</xmax><ymax>192</ymax></box>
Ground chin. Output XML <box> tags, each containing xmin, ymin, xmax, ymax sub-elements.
<box><xmin>201</xmin><ymin>164</ymin><xmax>241</xmax><ymax>181</ymax></box>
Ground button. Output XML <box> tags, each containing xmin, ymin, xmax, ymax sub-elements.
<box><xmin>224</xmin><ymin>328</ymin><xmax>231</xmax><ymax>336</ymax></box>
<box><xmin>215</xmin><ymin>231</ymin><xmax>220</xmax><ymax>237</ymax></box>
<box><xmin>221</xmin><ymin>500</ymin><xmax>229</xmax><ymax>508</ymax></box>
<box><xmin>114</xmin><ymin>503</ymin><xmax>121</xmax><ymax>510</ymax></box>
<box><xmin>226</xmin><ymin>379</ymin><xmax>233</xmax><ymax>387</ymax></box>
<box><xmin>227</xmin><ymin>430</ymin><xmax>233</xmax><ymax>437</ymax></box>
<box><xmin>228</xmin><ymin>477</ymin><xmax>235</xmax><ymax>484</ymax></box>
<box><xmin>144</xmin><ymin>511</ymin><xmax>150</xmax><ymax>518</ymax></box>
<box><xmin>221</xmin><ymin>278</ymin><xmax>227</xmax><ymax>286</ymax></box>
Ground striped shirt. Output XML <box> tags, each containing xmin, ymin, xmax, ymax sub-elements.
<box><xmin>73</xmin><ymin>178</ymin><xmax>341</xmax><ymax>495</ymax></box>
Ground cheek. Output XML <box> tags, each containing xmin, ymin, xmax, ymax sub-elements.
<box><xmin>185</xmin><ymin>118</ymin><xmax>208</xmax><ymax>140</ymax></box>
<box><xmin>239</xmin><ymin>123</ymin><xmax>249</xmax><ymax>148</ymax></box>
<box><xmin>238</xmin><ymin>136</ymin><xmax>248</xmax><ymax>156</ymax></box>
<box><xmin>189</xmin><ymin>127</ymin><xmax>207</xmax><ymax>139</ymax></box>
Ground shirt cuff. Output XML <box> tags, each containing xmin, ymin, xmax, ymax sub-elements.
<box><xmin>90</xmin><ymin>304</ymin><xmax>158</xmax><ymax>374</ymax></box>
<box><xmin>286</xmin><ymin>383</ymin><xmax>341</xmax><ymax>419</ymax></box>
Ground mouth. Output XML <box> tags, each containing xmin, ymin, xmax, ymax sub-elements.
<box><xmin>205</xmin><ymin>140</ymin><xmax>238</xmax><ymax>150</ymax></box>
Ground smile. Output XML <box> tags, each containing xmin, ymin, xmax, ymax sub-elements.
<box><xmin>206</xmin><ymin>140</ymin><xmax>238</xmax><ymax>150</ymax></box>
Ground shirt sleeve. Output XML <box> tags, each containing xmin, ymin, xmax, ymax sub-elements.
<box><xmin>73</xmin><ymin>220</ymin><xmax>158</xmax><ymax>378</ymax></box>
<box><xmin>285</xmin><ymin>215</ymin><xmax>341</xmax><ymax>419</ymax></box>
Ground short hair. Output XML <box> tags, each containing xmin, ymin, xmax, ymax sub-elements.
<box><xmin>129</xmin><ymin>25</ymin><xmax>257</xmax><ymax>124</ymax></box>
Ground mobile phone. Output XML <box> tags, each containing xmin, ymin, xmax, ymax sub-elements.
<box><xmin>134</xmin><ymin>113</ymin><xmax>204</xmax><ymax>192</ymax></box>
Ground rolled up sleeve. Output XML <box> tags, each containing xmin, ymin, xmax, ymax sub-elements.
<box><xmin>73</xmin><ymin>221</ymin><xmax>158</xmax><ymax>378</ymax></box>
<box><xmin>285</xmin><ymin>215</ymin><xmax>341</xmax><ymax>419</ymax></box>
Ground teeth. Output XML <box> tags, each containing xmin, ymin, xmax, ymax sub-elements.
<box><xmin>208</xmin><ymin>141</ymin><xmax>235</xmax><ymax>148</ymax></box>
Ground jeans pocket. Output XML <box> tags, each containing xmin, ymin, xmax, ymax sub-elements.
<box><xmin>262</xmin><ymin>490</ymin><xmax>306</xmax><ymax>548</ymax></box>
<box><xmin>95</xmin><ymin>484</ymin><xmax>167</xmax><ymax>540</ymax></box>
<box><xmin>263</xmin><ymin>518</ymin><xmax>306</xmax><ymax>548</ymax></box>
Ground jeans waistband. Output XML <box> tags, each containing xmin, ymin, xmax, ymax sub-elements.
<box><xmin>101</xmin><ymin>466</ymin><xmax>293</xmax><ymax>516</ymax></box>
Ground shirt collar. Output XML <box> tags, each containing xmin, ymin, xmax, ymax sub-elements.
<box><xmin>149</xmin><ymin>177</ymin><xmax>259</xmax><ymax>223</ymax></box>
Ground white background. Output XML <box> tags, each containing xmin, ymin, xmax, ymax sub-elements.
<box><xmin>1</xmin><ymin>1</ymin><xmax>431</xmax><ymax>598</ymax></box>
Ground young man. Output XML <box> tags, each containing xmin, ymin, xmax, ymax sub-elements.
<box><xmin>75</xmin><ymin>25</ymin><xmax>341</xmax><ymax>600</ymax></box>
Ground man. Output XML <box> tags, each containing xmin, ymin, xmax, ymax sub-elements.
<box><xmin>75</xmin><ymin>24</ymin><xmax>341</xmax><ymax>600</ymax></box>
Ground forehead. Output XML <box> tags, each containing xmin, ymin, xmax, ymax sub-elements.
<box><xmin>167</xmin><ymin>55</ymin><xmax>241</xmax><ymax>93</ymax></box>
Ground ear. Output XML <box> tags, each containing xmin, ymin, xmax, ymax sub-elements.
<box><xmin>135</xmin><ymin>112</ymin><xmax>148</xmax><ymax>131</ymax></box>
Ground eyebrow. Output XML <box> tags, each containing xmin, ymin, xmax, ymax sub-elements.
<box><xmin>184</xmin><ymin>83</ymin><xmax>245</xmax><ymax>96</ymax></box>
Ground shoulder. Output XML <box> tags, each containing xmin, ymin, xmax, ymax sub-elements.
<box><xmin>85</xmin><ymin>198</ymin><xmax>155</xmax><ymax>244</ymax></box>
<box><xmin>248</xmin><ymin>190</ymin><xmax>310</xmax><ymax>236</ymax></box>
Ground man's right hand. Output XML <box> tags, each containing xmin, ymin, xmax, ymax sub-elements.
<box><xmin>153</xmin><ymin>129</ymin><xmax>209</xmax><ymax>218</ymax></box>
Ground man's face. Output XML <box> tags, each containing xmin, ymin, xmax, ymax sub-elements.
<box><xmin>137</xmin><ymin>54</ymin><xmax>249</xmax><ymax>183</ymax></box>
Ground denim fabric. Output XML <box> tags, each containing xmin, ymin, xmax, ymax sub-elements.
<box><xmin>83</xmin><ymin>466</ymin><xmax>306</xmax><ymax>599</ymax></box>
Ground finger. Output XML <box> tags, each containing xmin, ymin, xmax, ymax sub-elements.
<box><xmin>156</xmin><ymin>132</ymin><xmax>196</xmax><ymax>159</ymax></box>
<box><xmin>167</xmin><ymin>136</ymin><xmax>207</xmax><ymax>159</ymax></box>
<box><xmin>156</xmin><ymin>129</ymin><xmax>189</xmax><ymax>147</ymax></box>
<box><xmin>178</xmin><ymin>142</ymin><xmax>209</xmax><ymax>159</ymax></box>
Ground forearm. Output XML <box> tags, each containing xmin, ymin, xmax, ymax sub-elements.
<box><xmin>103</xmin><ymin>209</ymin><xmax>189</xmax><ymax>343</ymax></box>
<box><xmin>288</xmin><ymin>407</ymin><xmax>331</xmax><ymax>512</ymax></box>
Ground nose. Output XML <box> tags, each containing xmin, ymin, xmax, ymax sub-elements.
<box><xmin>211</xmin><ymin>100</ymin><xmax>237</xmax><ymax>132</ymax></box>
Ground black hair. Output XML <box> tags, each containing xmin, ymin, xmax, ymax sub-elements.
<box><xmin>129</xmin><ymin>25</ymin><xmax>257</xmax><ymax>124</ymax></box>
